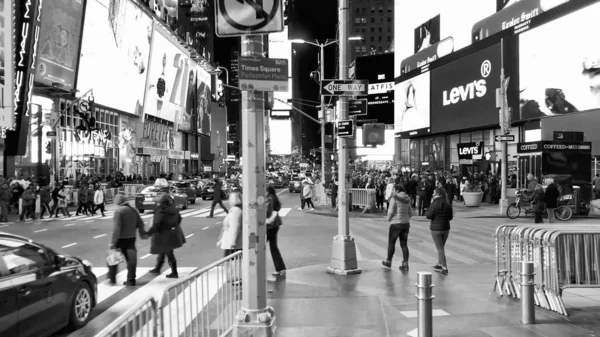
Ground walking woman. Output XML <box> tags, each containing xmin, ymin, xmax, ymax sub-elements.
<box><xmin>426</xmin><ymin>188</ymin><xmax>453</xmax><ymax>275</ymax></box>
<box><xmin>382</xmin><ymin>185</ymin><xmax>412</xmax><ymax>271</ymax></box>
<box><xmin>218</xmin><ymin>192</ymin><xmax>243</xmax><ymax>256</ymax></box>
<box><xmin>148</xmin><ymin>194</ymin><xmax>185</xmax><ymax>278</ymax></box>
<box><xmin>302</xmin><ymin>179</ymin><xmax>315</xmax><ymax>210</ymax></box>
<box><xmin>545</xmin><ymin>181</ymin><xmax>560</xmax><ymax>223</ymax></box>
<box><xmin>266</xmin><ymin>186</ymin><xmax>286</xmax><ymax>276</ymax></box>
<box><xmin>54</xmin><ymin>185</ymin><xmax>71</xmax><ymax>218</ymax></box>
<box><xmin>531</xmin><ymin>184</ymin><xmax>546</xmax><ymax>223</ymax></box>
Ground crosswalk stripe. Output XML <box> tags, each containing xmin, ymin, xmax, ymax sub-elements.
<box><xmin>95</xmin><ymin>268</ymin><xmax>153</xmax><ymax>303</ymax></box>
<box><xmin>181</xmin><ymin>209</ymin><xmax>206</xmax><ymax>218</ymax></box>
<box><xmin>278</xmin><ymin>208</ymin><xmax>292</xmax><ymax>217</ymax></box>
<box><xmin>193</xmin><ymin>208</ymin><xmax>225</xmax><ymax>218</ymax></box>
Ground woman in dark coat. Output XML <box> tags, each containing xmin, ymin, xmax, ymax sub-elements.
<box><xmin>426</xmin><ymin>188</ymin><xmax>453</xmax><ymax>275</ymax></box>
<box><xmin>531</xmin><ymin>184</ymin><xmax>546</xmax><ymax>224</ymax></box>
<box><xmin>148</xmin><ymin>194</ymin><xmax>185</xmax><ymax>278</ymax></box>
<box><xmin>544</xmin><ymin>182</ymin><xmax>560</xmax><ymax>223</ymax></box>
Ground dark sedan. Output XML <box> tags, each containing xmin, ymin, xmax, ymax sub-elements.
<box><xmin>268</xmin><ymin>178</ymin><xmax>286</xmax><ymax>189</ymax></box>
<box><xmin>0</xmin><ymin>232</ymin><xmax>98</xmax><ymax>337</ymax></box>
<box><xmin>171</xmin><ymin>181</ymin><xmax>197</xmax><ymax>204</ymax></box>
<box><xmin>135</xmin><ymin>185</ymin><xmax>188</xmax><ymax>213</ymax></box>
<box><xmin>288</xmin><ymin>179</ymin><xmax>303</xmax><ymax>193</ymax></box>
<box><xmin>201</xmin><ymin>182</ymin><xmax>216</xmax><ymax>200</ymax></box>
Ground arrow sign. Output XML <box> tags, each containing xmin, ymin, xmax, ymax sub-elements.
<box><xmin>349</xmin><ymin>99</ymin><xmax>368</xmax><ymax>116</ymax></box>
<box><xmin>322</xmin><ymin>79</ymin><xmax>369</xmax><ymax>96</ymax></box>
<box><xmin>236</xmin><ymin>0</ymin><xmax>266</xmax><ymax>19</ymax></box>
<box><xmin>495</xmin><ymin>134</ymin><xmax>515</xmax><ymax>142</ymax></box>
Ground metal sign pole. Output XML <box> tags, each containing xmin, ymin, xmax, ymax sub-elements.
<box><xmin>327</xmin><ymin>0</ymin><xmax>362</xmax><ymax>276</ymax></box>
<box><xmin>233</xmin><ymin>34</ymin><xmax>276</xmax><ymax>337</ymax></box>
<box><xmin>320</xmin><ymin>47</ymin><xmax>327</xmax><ymax>186</ymax></box>
<box><xmin>499</xmin><ymin>38</ymin><xmax>509</xmax><ymax>214</ymax></box>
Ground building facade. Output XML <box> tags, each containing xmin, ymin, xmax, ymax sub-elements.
<box><xmin>350</xmin><ymin>0</ymin><xmax>394</xmax><ymax>61</ymax></box>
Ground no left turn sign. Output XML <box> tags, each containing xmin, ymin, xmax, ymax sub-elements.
<box><xmin>216</xmin><ymin>0</ymin><xmax>284</xmax><ymax>37</ymax></box>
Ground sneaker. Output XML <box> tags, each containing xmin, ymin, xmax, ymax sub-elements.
<box><xmin>123</xmin><ymin>280</ymin><xmax>136</xmax><ymax>286</ymax></box>
<box><xmin>433</xmin><ymin>264</ymin><xmax>443</xmax><ymax>271</ymax></box>
<box><xmin>149</xmin><ymin>269</ymin><xmax>161</xmax><ymax>275</ymax></box>
<box><xmin>310</xmin><ymin>208</ymin><xmax>315</xmax><ymax>211</ymax></box>
<box><xmin>272</xmin><ymin>270</ymin><xmax>286</xmax><ymax>276</ymax></box>
<box><xmin>399</xmin><ymin>262</ymin><xmax>409</xmax><ymax>271</ymax></box>
<box><xmin>381</xmin><ymin>260</ymin><xmax>392</xmax><ymax>268</ymax></box>
<box><xmin>435</xmin><ymin>268</ymin><xmax>448</xmax><ymax>275</ymax></box>
<box><xmin>166</xmin><ymin>273</ymin><xmax>178</xmax><ymax>279</ymax></box>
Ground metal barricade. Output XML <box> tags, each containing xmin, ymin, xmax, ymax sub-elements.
<box><xmin>158</xmin><ymin>251</ymin><xmax>243</xmax><ymax>337</ymax></box>
<box><xmin>348</xmin><ymin>188</ymin><xmax>376</xmax><ymax>213</ymax></box>
<box><xmin>93</xmin><ymin>296</ymin><xmax>158</xmax><ymax>337</ymax></box>
<box><xmin>494</xmin><ymin>224</ymin><xmax>600</xmax><ymax>316</ymax></box>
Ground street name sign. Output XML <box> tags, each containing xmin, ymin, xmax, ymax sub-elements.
<box><xmin>238</xmin><ymin>57</ymin><xmax>289</xmax><ymax>92</ymax></box>
<box><xmin>322</xmin><ymin>80</ymin><xmax>369</xmax><ymax>96</ymax></box>
<box><xmin>46</xmin><ymin>131</ymin><xmax>57</xmax><ymax>138</ymax></box>
<box><xmin>349</xmin><ymin>99</ymin><xmax>368</xmax><ymax>116</ymax></box>
<box><xmin>216</xmin><ymin>0</ymin><xmax>284</xmax><ymax>37</ymax></box>
<box><xmin>337</xmin><ymin>119</ymin><xmax>354</xmax><ymax>138</ymax></box>
<box><xmin>495</xmin><ymin>134</ymin><xmax>515</xmax><ymax>142</ymax></box>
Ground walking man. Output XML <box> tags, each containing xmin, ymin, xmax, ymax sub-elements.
<box><xmin>0</xmin><ymin>183</ymin><xmax>12</xmax><ymax>222</ymax></box>
<box><xmin>208</xmin><ymin>178</ymin><xmax>228</xmax><ymax>218</ymax></box>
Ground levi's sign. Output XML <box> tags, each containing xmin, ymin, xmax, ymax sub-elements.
<box><xmin>322</xmin><ymin>80</ymin><xmax>368</xmax><ymax>96</ymax></box>
<box><xmin>457</xmin><ymin>142</ymin><xmax>484</xmax><ymax>160</ymax></box>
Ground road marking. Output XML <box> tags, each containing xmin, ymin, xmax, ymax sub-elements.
<box><xmin>202</xmin><ymin>226</ymin><xmax>209</xmax><ymax>230</ymax></box>
<box><xmin>400</xmin><ymin>309</ymin><xmax>449</xmax><ymax>318</ymax></box>
<box><xmin>85</xmin><ymin>220</ymin><xmax>94</xmax><ymax>223</ymax></box>
<box><xmin>141</xmin><ymin>254</ymin><xmax>152</xmax><ymax>260</ymax></box>
<box><xmin>65</xmin><ymin>223</ymin><xmax>76</xmax><ymax>227</ymax></box>
<box><xmin>216</xmin><ymin>221</ymin><xmax>222</xmax><ymax>224</ymax></box>
<box><xmin>62</xmin><ymin>243</ymin><xmax>77</xmax><ymax>248</ymax></box>
<box><xmin>34</xmin><ymin>229</ymin><xmax>47</xmax><ymax>233</ymax></box>
<box><xmin>277</xmin><ymin>189</ymin><xmax>287</xmax><ymax>195</ymax></box>
<box><xmin>278</xmin><ymin>207</ymin><xmax>292</xmax><ymax>217</ymax></box>
<box><xmin>185</xmin><ymin>233</ymin><xmax>195</xmax><ymax>238</ymax></box>
<box><xmin>0</xmin><ymin>224</ymin><xmax>9</xmax><ymax>228</ymax></box>
<box><xmin>181</xmin><ymin>209</ymin><xmax>205</xmax><ymax>218</ymax></box>
<box><xmin>93</xmin><ymin>234</ymin><xmax>106</xmax><ymax>239</ymax></box>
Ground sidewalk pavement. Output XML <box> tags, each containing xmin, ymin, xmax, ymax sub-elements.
<box><xmin>267</xmin><ymin>260</ymin><xmax>600</xmax><ymax>337</ymax></box>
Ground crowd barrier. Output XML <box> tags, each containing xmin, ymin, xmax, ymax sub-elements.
<box><xmin>315</xmin><ymin>183</ymin><xmax>328</xmax><ymax>206</ymax></box>
<box><xmin>349</xmin><ymin>188</ymin><xmax>376</xmax><ymax>213</ymax></box>
<box><xmin>493</xmin><ymin>224</ymin><xmax>600</xmax><ymax>316</ymax></box>
<box><xmin>94</xmin><ymin>251</ymin><xmax>243</xmax><ymax>337</ymax></box>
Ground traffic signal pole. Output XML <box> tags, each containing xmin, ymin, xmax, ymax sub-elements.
<box><xmin>327</xmin><ymin>0</ymin><xmax>362</xmax><ymax>276</ymax></box>
<box><xmin>320</xmin><ymin>47</ymin><xmax>327</xmax><ymax>185</ymax></box>
<box><xmin>232</xmin><ymin>35</ymin><xmax>276</xmax><ymax>337</ymax></box>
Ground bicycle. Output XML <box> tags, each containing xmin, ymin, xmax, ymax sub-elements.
<box><xmin>506</xmin><ymin>190</ymin><xmax>572</xmax><ymax>221</ymax></box>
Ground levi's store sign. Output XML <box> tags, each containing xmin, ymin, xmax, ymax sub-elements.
<box><xmin>458</xmin><ymin>142</ymin><xmax>484</xmax><ymax>161</ymax></box>
<box><xmin>6</xmin><ymin>0</ymin><xmax>43</xmax><ymax>156</ymax></box>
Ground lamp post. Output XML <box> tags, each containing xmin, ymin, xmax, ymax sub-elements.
<box><xmin>291</xmin><ymin>36</ymin><xmax>362</xmax><ymax>185</ymax></box>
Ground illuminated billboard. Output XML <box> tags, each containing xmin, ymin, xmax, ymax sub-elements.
<box><xmin>268</xmin><ymin>27</ymin><xmax>292</xmax><ymax>111</ymax></box>
<box><xmin>270</xmin><ymin>119</ymin><xmax>292</xmax><ymax>155</ymax></box>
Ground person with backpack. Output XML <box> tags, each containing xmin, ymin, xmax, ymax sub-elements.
<box><xmin>148</xmin><ymin>194</ymin><xmax>185</xmax><ymax>278</ymax></box>
<box><xmin>266</xmin><ymin>186</ymin><xmax>286</xmax><ymax>276</ymax></box>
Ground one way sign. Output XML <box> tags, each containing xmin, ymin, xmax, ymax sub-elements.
<box><xmin>321</xmin><ymin>80</ymin><xmax>369</xmax><ymax>96</ymax></box>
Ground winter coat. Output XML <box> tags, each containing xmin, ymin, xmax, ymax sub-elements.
<box><xmin>21</xmin><ymin>190</ymin><xmax>35</xmax><ymax>206</ymax></box>
<box><xmin>148</xmin><ymin>204</ymin><xmax>185</xmax><ymax>254</ymax></box>
<box><xmin>78</xmin><ymin>188</ymin><xmax>88</xmax><ymax>203</ymax></box>
<box><xmin>94</xmin><ymin>190</ymin><xmax>105</xmax><ymax>204</ymax></box>
<box><xmin>406</xmin><ymin>179</ymin><xmax>418</xmax><ymax>195</ymax></box>
<box><xmin>0</xmin><ymin>188</ymin><xmax>12</xmax><ymax>203</ymax></box>
<box><xmin>87</xmin><ymin>189</ymin><xmax>95</xmax><ymax>202</ymax></box>
<box><xmin>219</xmin><ymin>206</ymin><xmax>242</xmax><ymax>250</ymax></box>
<box><xmin>111</xmin><ymin>204</ymin><xmax>146</xmax><ymax>247</ymax></box>
<box><xmin>302</xmin><ymin>183</ymin><xmax>313</xmax><ymax>198</ymax></box>
<box><xmin>213</xmin><ymin>182</ymin><xmax>225</xmax><ymax>201</ymax></box>
<box><xmin>425</xmin><ymin>198</ymin><xmax>453</xmax><ymax>231</ymax></box>
<box><xmin>544</xmin><ymin>184</ymin><xmax>560</xmax><ymax>209</ymax></box>
<box><xmin>40</xmin><ymin>187</ymin><xmax>51</xmax><ymax>203</ymax></box>
<box><xmin>531</xmin><ymin>189</ymin><xmax>546</xmax><ymax>213</ymax></box>
<box><xmin>266</xmin><ymin>194</ymin><xmax>282</xmax><ymax>229</ymax></box>
<box><xmin>387</xmin><ymin>192</ymin><xmax>412</xmax><ymax>228</ymax></box>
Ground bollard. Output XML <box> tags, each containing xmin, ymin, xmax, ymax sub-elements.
<box><xmin>415</xmin><ymin>272</ymin><xmax>434</xmax><ymax>337</ymax></box>
<box><xmin>520</xmin><ymin>261</ymin><xmax>536</xmax><ymax>324</ymax></box>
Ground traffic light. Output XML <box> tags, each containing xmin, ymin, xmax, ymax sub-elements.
<box><xmin>45</xmin><ymin>142</ymin><xmax>51</xmax><ymax>154</ymax></box>
<box><xmin>362</xmin><ymin>123</ymin><xmax>385</xmax><ymax>147</ymax></box>
<box><xmin>309</xmin><ymin>71</ymin><xmax>320</xmax><ymax>85</ymax></box>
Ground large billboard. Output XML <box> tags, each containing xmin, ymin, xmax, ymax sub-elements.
<box><xmin>270</xmin><ymin>118</ymin><xmax>292</xmax><ymax>155</ymax></box>
<box><xmin>35</xmin><ymin>0</ymin><xmax>86</xmax><ymax>91</ymax></box>
<box><xmin>0</xmin><ymin>0</ymin><xmax>13</xmax><ymax>129</ymax></box>
<box><xmin>394</xmin><ymin>0</ymin><xmax>496</xmax><ymax>77</ymax></box>
<box><xmin>355</xmin><ymin>52</ymin><xmax>394</xmax><ymax>124</ymax></box>
<box><xmin>178</xmin><ymin>0</ymin><xmax>214</xmax><ymax>63</ymax></box>
<box><xmin>77</xmin><ymin>0</ymin><xmax>152</xmax><ymax>115</ymax></box>
<box><xmin>394</xmin><ymin>72</ymin><xmax>430</xmax><ymax>137</ymax></box>
<box><xmin>268</xmin><ymin>27</ymin><xmax>292</xmax><ymax>112</ymax></box>
<box><xmin>518</xmin><ymin>1</ymin><xmax>600</xmax><ymax>121</ymax></box>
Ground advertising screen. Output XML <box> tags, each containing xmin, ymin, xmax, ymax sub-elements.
<box><xmin>178</xmin><ymin>0</ymin><xmax>214</xmax><ymax>63</ymax></box>
<box><xmin>394</xmin><ymin>0</ymin><xmax>496</xmax><ymax>77</ymax></box>
<box><xmin>144</xmin><ymin>28</ymin><xmax>191</xmax><ymax>124</ymax></box>
<box><xmin>268</xmin><ymin>28</ymin><xmax>292</xmax><ymax>111</ymax></box>
<box><xmin>518</xmin><ymin>2</ymin><xmax>600</xmax><ymax>121</ymax></box>
<box><xmin>270</xmin><ymin>119</ymin><xmax>292</xmax><ymax>155</ymax></box>
<box><xmin>197</xmin><ymin>66</ymin><xmax>212</xmax><ymax>135</ymax></box>
<box><xmin>35</xmin><ymin>0</ymin><xmax>85</xmax><ymax>90</ymax></box>
<box><xmin>77</xmin><ymin>0</ymin><xmax>152</xmax><ymax>115</ymax></box>
<box><xmin>355</xmin><ymin>53</ymin><xmax>394</xmax><ymax>124</ymax></box>
<box><xmin>394</xmin><ymin>72</ymin><xmax>430</xmax><ymax>137</ymax></box>
<box><xmin>0</xmin><ymin>0</ymin><xmax>13</xmax><ymax>129</ymax></box>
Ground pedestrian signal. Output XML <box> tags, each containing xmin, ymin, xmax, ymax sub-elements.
<box><xmin>362</xmin><ymin>123</ymin><xmax>385</xmax><ymax>147</ymax></box>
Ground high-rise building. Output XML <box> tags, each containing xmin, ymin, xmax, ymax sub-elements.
<box><xmin>349</xmin><ymin>0</ymin><xmax>394</xmax><ymax>62</ymax></box>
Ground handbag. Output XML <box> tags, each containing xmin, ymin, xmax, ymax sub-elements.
<box><xmin>106</xmin><ymin>249</ymin><xmax>125</xmax><ymax>266</ymax></box>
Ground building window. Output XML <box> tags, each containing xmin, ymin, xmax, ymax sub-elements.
<box><xmin>370</xmin><ymin>36</ymin><xmax>375</xmax><ymax>42</ymax></box>
<box><xmin>355</xmin><ymin>18</ymin><xmax>360</xmax><ymax>24</ymax></box>
<box><xmin>356</xmin><ymin>28</ymin><xmax>360</xmax><ymax>33</ymax></box>
<box><xmin>370</xmin><ymin>7</ymin><xmax>375</xmax><ymax>13</ymax></box>
<box><xmin>356</xmin><ymin>7</ymin><xmax>360</xmax><ymax>14</ymax></box>
<box><xmin>362</xmin><ymin>28</ymin><xmax>366</xmax><ymax>33</ymax></box>
<box><xmin>380</xmin><ymin>17</ymin><xmax>383</xmax><ymax>22</ymax></box>
<box><xmin>370</xmin><ymin>17</ymin><xmax>374</xmax><ymax>23</ymax></box>
<box><xmin>378</xmin><ymin>6</ymin><xmax>383</xmax><ymax>13</ymax></box>
<box><xmin>362</xmin><ymin>8</ymin><xmax>366</xmax><ymax>13</ymax></box>
<box><xmin>361</xmin><ymin>18</ymin><xmax>367</xmax><ymax>23</ymax></box>
<box><xmin>388</xmin><ymin>26</ymin><xmax>391</xmax><ymax>32</ymax></box>
<box><xmin>378</xmin><ymin>27</ymin><xmax>382</xmax><ymax>32</ymax></box>
<box><xmin>388</xmin><ymin>7</ymin><xmax>392</xmax><ymax>12</ymax></box>
<box><xmin>379</xmin><ymin>36</ymin><xmax>382</xmax><ymax>41</ymax></box>
<box><xmin>387</xmin><ymin>17</ymin><xmax>392</xmax><ymax>22</ymax></box>
<box><xmin>355</xmin><ymin>46</ymin><xmax>360</xmax><ymax>52</ymax></box>
<box><xmin>378</xmin><ymin>46</ymin><xmax>383</xmax><ymax>52</ymax></box>
<box><xmin>371</xmin><ymin>27</ymin><xmax>375</xmax><ymax>32</ymax></box>
<box><xmin>388</xmin><ymin>36</ymin><xmax>392</xmax><ymax>41</ymax></box>
<box><xmin>362</xmin><ymin>46</ymin><xmax>367</xmax><ymax>52</ymax></box>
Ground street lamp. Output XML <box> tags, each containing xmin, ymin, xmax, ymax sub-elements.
<box><xmin>290</xmin><ymin>36</ymin><xmax>363</xmax><ymax>185</ymax></box>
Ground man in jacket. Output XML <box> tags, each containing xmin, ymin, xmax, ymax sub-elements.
<box><xmin>94</xmin><ymin>186</ymin><xmax>106</xmax><ymax>217</ymax></box>
<box><xmin>20</xmin><ymin>186</ymin><xmax>36</xmax><ymax>221</ymax></box>
<box><xmin>109</xmin><ymin>194</ymin><xmax>147</xmax><ymax>286</ymax></box>
<box><xmin>76</xmin><ymin>185</ymin><xmax>88</xmax><ymax>216</ymax></box>
<box><xmin>0</xmin><ymin>183</ymin><xmax>11</xmax><ymax>222</ymax></box>
<box><xmin>406</xmin><ymin>175</ymin><xmax>419</xmax><ymax>209</ymax></box>
<box><xmin>39</xmin><ymin>185</ymin><xmax>53</xmax><ymax>219</ymax></box>
<box><xmin>208</xmin><ymin>179</ymin><xmax>228</xmax><ymax>218</ymax></box>
<box><xmin>87</xmin><ymin>184</ymin><xmax>96</xmax><ymax>215</ymax></box>
<box><xmin>329</xmin><ymin>179</ymin><xmax>338</xmax><ymax>208</ymax></box>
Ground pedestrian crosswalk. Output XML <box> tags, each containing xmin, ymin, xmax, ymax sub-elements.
<box><xmin>350</xmin><ymin>216</ymin><xmax>497</xmax><ymax>266</ymax></box>
<box><xmin>68</xmin><ymin>265</ymin><xmax>237</xmax><ymax>337</ymax></box>
<box><xmin>139</xmin><ymin>207</ymin><xmax>294</xmax><ymax>219</ymax></box>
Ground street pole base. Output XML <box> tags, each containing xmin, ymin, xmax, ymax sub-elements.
<box><xmin>233</xmin><ymin>306</ymin><xmax>276</xmax><ymax>337</ymax></box>
<box><xmin>499</xmin><ymin>198</ymin><xmax>510</xmax><ymax>215</ymax></box>
<box><xmin>328</xmin><ymin>235</ymin><xmax>362</xmax><ymax>275</ymax></box>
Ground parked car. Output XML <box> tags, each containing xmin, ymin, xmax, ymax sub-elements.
<box><xmin>0</xmin><ymin>232</ymin><xmax>98</xmax><ymax>337</ymax></box>
<box><xmin>268</xmin><ymin>178</ymin><xmax>286</xmax><ymax>189</ymax></box>
<box><xmin>135</xmin><ymin>181</ymin><xmax>189</xmax><ymax>213</ymax></box>
<box><xmin>289</xmin><ymin>178</ymin><xmax>303</xmax><ymax>193</ymax></box>
<box><xmin>170</xmin><ymin>181</ymin><xmax>197</xmax><ymax>204</ymax></box>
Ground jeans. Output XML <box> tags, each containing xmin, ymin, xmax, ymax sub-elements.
<box><xmin>155</xmin><ymin>250</ymin><xmax>176</xmax><ymax>273</ymax></box>
<box><xmin>331</xmin><ymin>193</ymin><xmax>337</xmax><ymax>208</ymax></box>
<box><xmin>108</xmin><ymin>238</ymin><xmax>138</xmax><ymax>284</ymax></box>
<box><xmin>76</xmin><ymin>201</ymin><xmax>89</xmax><ymax>215</ymax></box>
<box><xmin>387</xmin><ymin>224</ymin><xmax>410</xmax><ymax>263</ymax></box>
<box><xmin>20</xmin><ymin>204</ymin><xmax>34</xmax><ymax>220</ymax></box>
<box><xmin>431</xmin><ymin>230</ymin><xmax>449</xmax><ymax>268</ymax></box>
<box><xmin>547</xmin><ymin>208</ymin><xmax>556</xmax><ymax>223</ymax></box>
<box><xmin>267</xmin><ymin>227</ymin><xmax>286</xmax><ymax>272</ymax></box>
<box><xmin>0</xmin><ymin>201</ymin><xmax>8</xmax><ymax>222</ymax></box>
<box><xmin>210</xmin><ymin>200</ymin><xmax>228</xmax><ymax>216</ymax></box>
<box><xmin>376</xmin><ymin>194</ymin><xmax>384</xmax><ymax>209</ymax></box>
<box><xmin>94</xmin><ymin>203</ymin><xmax>106</xmax><ymax>216</ymax></box>
<box><xmin>534</xmin><ymin>212</ymin><xmax>544</xmax><ymax>223</ymax></box>
<box><xmin>39</xmin><ymin>202</ymin><xmax>52</xmax><ymax>218</ymax></box>
<box><xmin>409</xmin><ymin>194</ymin><xmax>416</xmax><ymax>208</ymax></box>
<box><xmin>303</xmin><ymin>197</ymin><xmax>315</xmax><ymax>209</ymax></box>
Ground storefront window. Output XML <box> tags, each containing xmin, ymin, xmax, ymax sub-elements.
<box><xmin>460</xmin><ymin>132</ymin><xmax>471</xmax><ymax>143</ymax></box>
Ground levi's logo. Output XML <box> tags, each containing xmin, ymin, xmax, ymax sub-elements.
<box><xmin>442</xmin><ymin>80</ymin><xmax>487</xmax><ymax>106</ymax></box>
<box><xmin>459</xmin><ymin>146</ymin><xmax>480</xmax><ymax>155</ymax></box>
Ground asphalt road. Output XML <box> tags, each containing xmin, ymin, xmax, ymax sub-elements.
<box><xmin>0</xmin><ymin>189</ymin><xmax>338</xmax><ymax>272</ymax></box>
